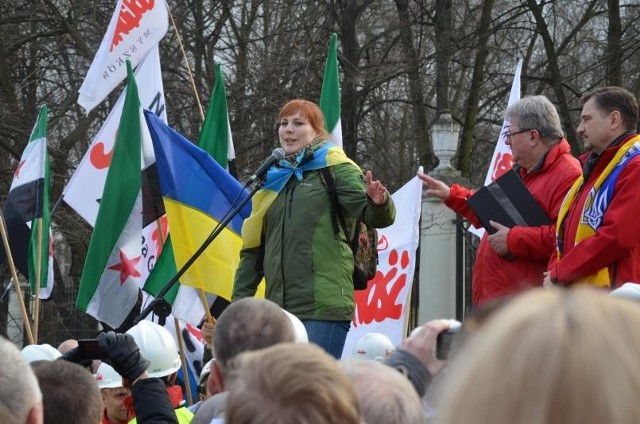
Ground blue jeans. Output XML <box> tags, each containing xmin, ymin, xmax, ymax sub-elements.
<box><xmin>302</xmin><ymin>319</ymin><xmax>351</xmax><ymax>359</ymax></box>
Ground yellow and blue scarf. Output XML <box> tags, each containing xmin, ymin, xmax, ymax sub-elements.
<box><xmin>241</xmin><ymin>141</ymin><xmax>358</xmax><ymax>248</ymax></box>
<box><xmin>556</xmin><ymin>135</ymin><xmax>640</xmax><ymax>286</ymax></box>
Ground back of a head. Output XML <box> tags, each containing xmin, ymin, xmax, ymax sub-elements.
<box><xmin>226</xmin><ymin>343</ymin><xmax>361</xmax><ymax>424</ymax></box>
<box><xmin>56</xmin><ymin>339</ymin><xmax>79</xmax><ymax>354</ymax></box>
<box><xmin>31</xmin><ymin>360</ymin><xmax>102</xmax><ymax>424</ymax></box>
<box><xmin>435</xmin><ymin>287</ymin><xmax>640</xmax><ymax>424</ymax></box>
<box><xmin>0</xmin><ymin>337</ymin><xmax>42</xmax><ymax>424</ymax></box>
<box><xmin>505</xmin><ymin>95</ymin><xmax>564</xmax><ymax>144</ymax></box>
<box><xmin>213</xmin><ymin>298</ymin><xmax>295</xmax><ymax>373</ymax></box>
<box><xmin>342</xmin><ymin>358</ymin><xmax>426</xmax><ymax>424</ymax></box>
<box><xmin>126</xmin><ymin>320</ymin><xmax>181</xmax><ymax>378</ymax></box>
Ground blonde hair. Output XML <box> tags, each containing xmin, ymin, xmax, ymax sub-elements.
<box><xmin>226</xmin><ymin>343</ymin><xmax>361</xmax><ymax>424</ymax></box>
<box><xmin>435</xmin><ymin>287</ymin><xmax>640</xmax><ymax>424</ymax></box>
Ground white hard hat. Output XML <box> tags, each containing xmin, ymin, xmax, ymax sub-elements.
<box><xmin>353</xmin><ymin>333</ymin><xmax>395</xmax><ymax>361</ymax></box>
<box><xmin>282</xmin><ymin>309</ymin><xmax>308</xmax><ymax>343</ymax></box>
<box><xmin>126</xmin><ymin>320</ymin><xmax>181</xmax><ymax>378</ymax></box>
<box><xmin>20</xmin><ymin>344</ymin><xmax>61</xmax><ymax>363</ymax></box>
<box><xmin>95</xmin><ymin>363</ymin><xmax>123</xmax><ymax>389</ymax></box>
<box><xmin>610</xmin><ymin>282</ymin><xmax>640</xmax><ymax>302</ymax></box>
<box><xmin>199</xmin><ymin>358</ymin><xmax>215</xmax><ymax>386</ymax></box>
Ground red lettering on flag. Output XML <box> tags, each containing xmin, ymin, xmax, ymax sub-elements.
<box><xmin>491</xmin><ymin>151</ymin><xmax>512</xmax><ymax>181</ymax></box>
<box><xmin>110</xmin><ymin>0</ymin><xmax>156</xmax><ymax>52</ymax></box>
<box><xmin>352</xmin><ymin>248</ymin><xmax>410</xmax><ymax>327</ymax></box>
<box><xmin>151</xmin><ymin>215</ymin><xmax>168</xmax><ymax>256</ymax></box>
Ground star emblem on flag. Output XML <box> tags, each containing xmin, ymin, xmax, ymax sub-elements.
<box><xmin>108</xmin><ymin>249</ymin><xmax>142</xmax><ymax>285</ymax></box>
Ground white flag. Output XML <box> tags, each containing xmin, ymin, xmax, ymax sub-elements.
<box><xmin>78</xmin><ymin>0</ymin><xmax>168</xmax><ymax>112</ymax></box>
<box><xmin>469</xmin><ymin>59</ymin><xmax>523</xmax><ymax>238</ymax></box>
<box><xmin>341</xmin><ymin>171</ymin><xmax>423</xmax><ymax>359</ymax></box>
<box><xmin>65</xmin><ymin>47</ymin><xmax>167</xmax><ymax>227</ymax></box>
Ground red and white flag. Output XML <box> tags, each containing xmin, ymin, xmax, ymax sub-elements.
<box><xmin>78</xmin><ymin>0</ymin><xmax>168</xmax><ymax>113</ymax></box>
<box><xmin>341</xmin><ymin>172</ymin><xmax>423</xmax><ymax>359</ymax></box>
<box><xmin>469</xmin><ymin>59</ymin><xmax>523</xmax><ymax>238</ymax></box>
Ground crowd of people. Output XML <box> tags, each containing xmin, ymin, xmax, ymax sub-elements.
<box><xmin>2</xmin><ymin>86</ymin><xmax>640</xmax><ymax>423</ymax></box>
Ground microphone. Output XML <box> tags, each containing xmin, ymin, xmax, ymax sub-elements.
<box><xmin>245</xmin><ymin>147</ymin><xmax>285</xmax><ymax>186</ymax></box>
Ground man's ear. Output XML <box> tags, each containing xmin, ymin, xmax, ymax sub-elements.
<box><xmin>26</xmin><ymin>402</ymin><xmax>43</xmax><ymax>424</ymax></box>
<box><xmin>207</xmin><ymin>361</ymin><xmax>225</xmax><ymax>395</ymax></box>
<box><xmin>610</xmin><ymin>110</ymin><xmax>623</xmax><ymax>129</ymax></box>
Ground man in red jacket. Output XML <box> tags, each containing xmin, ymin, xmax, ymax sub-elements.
<box><xmin>544</xmin><ymin>87</ymin><xmax>640</xmax><ymax>288</ymax></box>
<box><xmin>420</xmin><ymin>96</ymin><xmax>581</xmax><ymax>305</ymax></box>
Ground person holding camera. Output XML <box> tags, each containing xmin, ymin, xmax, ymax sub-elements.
<box><xmin>59</xmin><ymin>325</ymin><xmax>180</xmax><ymax>424</ymax></box>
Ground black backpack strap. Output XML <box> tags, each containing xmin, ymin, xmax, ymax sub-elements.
<box><xmin>320</xmin><ymin>167</ymin><xmax>349</xmax><ymax>242</ymax></box>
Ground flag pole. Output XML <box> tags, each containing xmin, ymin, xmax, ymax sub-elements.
<box><xmin>167</xmin><ymin>8</ymin><xmax>205</xmax><ymax>121</ymax></box>
<box><xmin>0</xmin><ymin>211</ymin><xmax>35</xmax><ymax>344</ymax></box>
<box><xmin>173</xmin><ymin>317</ymin><xmax>194</xmax><ymax>405</ymax></box>
<box><xmin>197</xmin><ymin>290</ymin><xmax>215</xmax><ymax>324</ymax></box>
<box><xmin>33</xmin><ymin>217</ymin><xmax>43</xmax><ymax>342</ymax></box>
<box><xmin>153</xmin><ymin>218</ymin><xmax>196</xmax><ymax>405</ymax></box>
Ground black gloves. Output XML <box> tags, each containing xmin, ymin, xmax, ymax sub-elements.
<box><xmin>98</xmin><ymin>331</ymin><xmax>150</xmax><ymax>382</ymax></box>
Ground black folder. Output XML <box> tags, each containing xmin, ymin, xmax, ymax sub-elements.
<box><xmin>466</xmin><ymin>169</ymin><xmax>551</xmax><ymax>234</ymax></box>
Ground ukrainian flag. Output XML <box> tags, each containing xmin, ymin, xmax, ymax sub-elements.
<box><xmin>144</xmin><ymin>111</ymin><xmax>250</xmax><ymax>299</ymax></box>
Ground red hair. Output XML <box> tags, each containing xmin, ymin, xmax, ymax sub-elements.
<box><xmin>278</xmin><ymin>99</ymin><xmax>330</xmax><ymax>138</ymax></box>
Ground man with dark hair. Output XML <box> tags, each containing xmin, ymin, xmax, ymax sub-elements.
<box><xmin>545</xmin><ymin>86</ymin><xmax>640</xmax><ymax>288</ymax></box>
<box><xmin>0</xmin><ymin>336</ymin><xmax>43</xmax><ymax>424</ymax></box>
<box><xmin>191</xmin><ymin>298</ymin><xmax>295</xmax><ymax>423</ymax></box>
<box><xmin>31</xmin><ymin>360</ymin><xmax>103</xmax><ymax>424</ymax></box>
<box><xmin>420</xmin><ymin>95</ymin><xmax>581</xmax><ymax>304</ymax></box>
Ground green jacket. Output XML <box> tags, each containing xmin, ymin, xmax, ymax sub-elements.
<box><xmin>233</xmin><ymin>161</ymin><xmax>395</xmax><ymax>321</ymax></box>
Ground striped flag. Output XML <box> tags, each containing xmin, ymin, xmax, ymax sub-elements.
<box><xmin>144</xmin><ymin>111</ymin><xmax>250</xmax><ymax>300</ymax></box>
<box><xmin>198</xmin><ymin>63</ymin><xmax>236</xmax><ymax>168</ymax></box>
<box><xmin>320</xmin><ymin>33</ymin><xmax>343</xmax><ymax>147</ymax></box>
<box><xmin>1</xmin><ymin>105</ymin><xmax>54</xmax><ymax>299</ymax></box>
<box><xmin>76</xmin><ymin>62</ymin><xmax>144</xmax><ymax>328</ymax></box>
<box><xmin>143</xmin><ymin>63</ymin><xmax>238</xmax><ymax>324</ymax></box>
<box><xmin>65</xmin><ymin>47</ymin><xmax>167</xmax><ymax>227</ymax></box>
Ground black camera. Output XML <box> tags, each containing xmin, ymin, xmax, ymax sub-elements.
<box><xmin>77</xmin><ymin>339</ymin><xmax>107</xmax><ymax>360</ymax></box>
<box><xmin>436</xmin><ymin>320</ymin><xmax>462</xmax><ymax>360</ymax></box>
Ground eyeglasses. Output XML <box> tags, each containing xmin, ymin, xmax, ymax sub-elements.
<box><xmin>505</xmin><ymin>128</ymin><xmax>533</xmax><ymax>141</ymax></box>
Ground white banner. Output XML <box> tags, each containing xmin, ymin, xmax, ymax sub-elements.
<box><xmin>341</xmin><ymin>174</ymin><xmax>423</xmax><ymax>359</ymax></box>
<box><xmin>469</xmin><ymin>59</ymin><xmax>523</xmax><ymax>238</ymax></box>
<box><xmin>78</xmin><ymin>0</ymin><xmax>168</xmax><ymax>112</ymax></box>
<box><xmin>65</xmin><ymin>47</ymin><xmax>167</xmax><ymax>227</ymax></box>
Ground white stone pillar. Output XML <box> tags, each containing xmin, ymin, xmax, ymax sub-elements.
<box><xmin>418</xmin><ymin>113</ymin><xmax>461</xmax><ymax>323</ymax></box>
